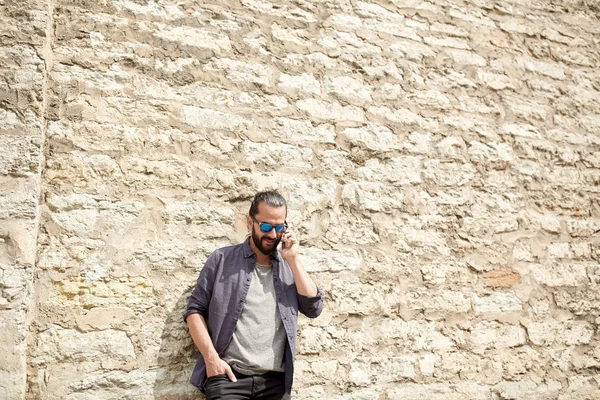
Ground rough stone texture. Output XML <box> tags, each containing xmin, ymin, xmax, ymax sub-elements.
<box><xmin>0</xmin><ymin>0</ymin><xmax>49</xmax><ymax>398</ymax></box>
<box><xmin>0</xmin><ymin>0</ymin><xmax>599</xmax><ymax>399</ymax></box>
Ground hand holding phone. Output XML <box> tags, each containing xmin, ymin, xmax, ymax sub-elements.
<box><xmin>281</xmin><ymin>230</ymin><xmax>298</xmax><ymax>259</ymax></box>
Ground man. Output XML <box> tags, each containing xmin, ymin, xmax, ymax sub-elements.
<box><xmin>185</xmin><ymin>190</ymin><xmax>324</xmax><ymax>400</ymax></box>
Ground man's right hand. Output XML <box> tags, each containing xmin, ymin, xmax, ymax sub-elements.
<box><xmin>206</xmin><ymin>356</ymin><xmax>237</xmax><ymax>382</ymax></box>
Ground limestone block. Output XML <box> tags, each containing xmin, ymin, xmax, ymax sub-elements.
<box><xmin>472</xmin><ymin>292</ymin><xmax>522</xmax><ymax>313</ymax></box>
<box><xmin>341</xmin><ymin>124</ymin><xmax>400</xmax><ymax>152</ymax></box>
<box><xmin>240</xmin><ymin>0</ymin><xmax>317</xmax><ymax>23</ymax></box>
<box><xmin>329</xmin><ymin>280</ymin><xmax>401</xmax><ymax>315</ymax></box>
<box><xmin>388</xmin><ymin>382</ymin><xmax>490</xmax><ymax>400</ymax></box>
<box><xmin>317</xmin><ymin>30</ymin><xmax>382</xmax><ymax>59</ymax></box>
<box><xmin>280</xmin><ymin>178</ymin><xmax>337</xmax><ymax>216</ymax></box>
<box><xmin>526</xmin><ymin>319</ymin><xmax>594</xmax><ymax>346</ymax></box>
<box><xmin>355</xmin><ymin>1</ymin><xmax>402</xmax><ymax>20</ymax></box>
<box><xmin>298</xmin><ymin>325</ymin><xmax>333</xmax><ymax>354</ymax></box>
<box><xmin>409</xmin><ymin>290</ymin><xmax>471</xmax><ymax>314</ymax></box>
<box><xmin>319</xmin><ymin>150</ymin><xmax>355</xmax><ymax>177</ymax></box>
<box><xmin>408</xmin><ymin>90</ymin><xmax>452</xmax><ymax>111</ymax></box>
<box><xmin>420</xmin><ymin>261</ymin><xmax>477</xmax><ymax>287</ymax></box>
<box><xmin>240</xmin><ymin>141</ymin><xmax>313</xmax><ymax>170</ymax></box>
<box><xmin>357</xmin><ymin>157</ymin><xmax>422</xmax><ymax>185</ymax></box>
<box><xmin>529</xmin><ymin>262</ymin><xmax>588</xmax><ymax>287</ymax></box>
<box><xmin>403</xmin><ymin>132</ymin><xmax>432</xmax><ymax>155</ymax></box>
<box><xmin>41</xmin><ymin>368</ymin><xmax>159</xmax><ymax>400</ymax></box>
<box><xmin>53</xmin><ymin>277</ymin><xmax>158</xmax><ymax>313</ymax></box>
<box><xmin>430</xmin><ymin>23</ymin><xmax>469</xmax><ymax>38</ymax></box>
<box><xmin>47</xmin><ymin>194</ymin><xmax>144</xmax><ymax>236</ymax></box>
<box><xmin>341</xmin><ymin>181</ymin><xmax>404</xmax><ymax>213</ymax></box>
<box><xmin>424</xmin><ymin>36</ymin><xmax>471</xmax><ymax>49</ymax></box>
<box><xmin>181</xmin><ymin>105</ymin><xmax>252</xmax><ymax>131</ymax></box>
<box><xmin>35</xmin><ymin>328</ymin><xmax>135</xmax><ymax>363</ymax></box>
<box><xmin>0</xmin><ymin>177</ymin><xmax>38</xmax><ymax>220</ymax></box>
<box><xmin>516</xmin><ymin>58</ymin><xmax>566</xmax><ymax>80</ymax></box>
<box><xmin>204</xmin><ymin>58</ymin><xmax>274</xmax><ymax>86</ymax></box>
<box><xmin>436</xmin><ymin>136</ymin><xmax>466</xmax><ymax>160</ymax></box>
<box><xmin>363</xmin><ymin>19</ymin><xmax>420</xmax><ymax>41</ymax></box>
<box><xmin>389</xmin><ymin>40</ymin><xmax>436</xmax><ymax>62</ymax></box>
<box><xmin>438</xmin><ymin>351</ymin><xmax>502</xmax><ymax>383</ymax></box>
<box><xmin>395</xmin><ymin>225</ymin><xmax>451</xmax><ymax>256</ymax></box>
<box><xmin>419</xmin><ymin>353</ymin><xmax>437</xmax><ymax>376</ymax></box>
<box><xmin>0</xmin><ymin>135</ymin><xmax>41</xmax><ymax>176</ymax></box>
<box><xmin>301</xmin><ymin>248</ymin><xmax>361</xmax><ymax>273</ymax></box>
<box><xmin>559</xmin><ymin>375</ymin><xmax>600</xmax><ymax>400</ymax></box>
<box><xmin>503</xmin><ymin>95</ymin><xmax>548</xmax><ymax>121</ymax></box>
<box><xmin>296</xmin><ymin>99</ymin><xmax>365</xmax><ymax>123</ymax></box>
<box><xmin>271</xmin><ymin>24</ymin><xmax>310</xmax><ymax>49</ymax></box>
<box><xmin>278</xmin><ymin>73</ymin><xmax>321</xmax><ymax>97</ymax></box>
<box><xmin>445</xmin><ymin>49</ymin><xmax>487</xmax><ymax>66</ymax></box>
<box><xmin>153</xmin><ymin>25</ymin><xmax>232</xmax><ymax>53</ymax></box>
<box><xmin>422</xmin><ymin>160</ymin><xmax>476</xmax><ymax>187</ymax></box>
<box><xmin>467</xmin><ymin>141</ymin><xmax>515</xmax><ymax>166</ymax></box>
<box><xmin>324</xmin><ymin>75</ymin><xmax>372</xmax><ymax>107</ymax></box>
<box><xmin>0</xmin><ymin>308</ymin><xmax>31</xmax><ymax>397</ymax></box>
<box><xmin>499</xmin><ymin>20</ymin><xmax>539</xmax><ymax>35</ymax></box>
<box><xmin>367</xmin><ymin>106</ymin><xmax>439</xmax><ymax>131</ymax></box>
<box><xmin>0</xmin><ymin>266</ymin><xmax>32</xmax><ymax>311</ymax></box>
<box><xmin>329</xmin><ymin>388</ymin><xmax>381</xmax><ymax>400</ymax></box>
<box><xmin>492</xmin><ymin>379</ymin><xmax>562</xmax><ymax>399</ymax></box>
<box><xmin>271</xmin><ymin>118</ymin><xmax>335</xmax><ymax>144</ymax></box>
<box><xmin>483</xmin><ymin>268</ymin><xmax>522</xmax><ymax>288</ymax></box>
<box><xmin>461</xmin><ymin>216</ymin><xmax>519</xmax><ymax>238</ymax></box>
<box><xmin>76</xmin><ymin>307</ymin><xmax>137</xmax><ymax>332</ymax></box>
<box><xmin>448</xmin><ymin>8</ymin><xmax>495</xmax><ymax>27</ymax></box>
<box><xmin>327</xmin><ymin>14</ymin><xmax>363</xmax><ymax>31</ymax></box>
<box><xmin>566</xmin><ymin>219</ymin><xmax>600</xmax><ymax>238</ymax></box>
<box><xmin>371</xmin><ymin>318</ymin><xmax>454</xmax><ymax>352</ymax></box>
<box><xmin>469</xmin><ymin>321</ymin><xmax>526</xmax><ymax>351</ymax></box>
<box><xmin>163</xmin><ymin>201</ymin><xmax>234</xmax><ymax>225</ymax></box>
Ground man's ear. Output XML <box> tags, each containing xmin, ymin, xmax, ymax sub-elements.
<box><xmin>246</xmin><ymin>215</ymin><xmax>252</xmax><ymax>230</ymax></box>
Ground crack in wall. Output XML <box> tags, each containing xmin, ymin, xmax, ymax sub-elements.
<box><xmin>24</xmin><ymin>0</ymin><xmax>55</xmax><ymax>397</ymax></box>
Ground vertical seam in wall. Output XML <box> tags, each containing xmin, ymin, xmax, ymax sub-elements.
<box><xmin>26</xmin><ymin>0</ymin><xmax>55</xmax><ymax>396</ymax></box>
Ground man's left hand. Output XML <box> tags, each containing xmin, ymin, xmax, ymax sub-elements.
<box><xmin>281</xmin><ymin>230</ymin><xmax>299</xmax><ymax>261</ymax></box>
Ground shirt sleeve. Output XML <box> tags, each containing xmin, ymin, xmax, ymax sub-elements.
<box><xmin>297</xmin><ymin>286</ymin><xmax>324</xmax><ymax>319</ymax></box>
<box><xmin>184</xmin><ymin>251</ymin><xmax>220</xmax><ymax>322</ymax></box>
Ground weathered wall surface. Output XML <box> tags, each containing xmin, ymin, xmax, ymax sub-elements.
<box><xmin>1</xmin><ymin>0</ymin><xmax>599</xmax><ymax>399</ymax></box>
<box><xmin>0</xmin><ymin>0</ymin><xmax>49</xmax><ymax>398</ymax></box>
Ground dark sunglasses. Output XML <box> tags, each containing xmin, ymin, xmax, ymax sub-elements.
<box><xmin>252</xmin><ymin>217</ymin><xmax>287</xmax><ymax>233</ymax></box>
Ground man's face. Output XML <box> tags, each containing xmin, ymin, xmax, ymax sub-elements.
<box><xmin>248</xmin><ymin>202</ymin><xmax>287</xmax><ymax>256</ymax></box>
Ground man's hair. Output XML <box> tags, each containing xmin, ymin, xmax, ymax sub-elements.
<box><xmin>249</xmin><ymin>190</ymin><xmax>287</xmax><ymax>218</ymax></box>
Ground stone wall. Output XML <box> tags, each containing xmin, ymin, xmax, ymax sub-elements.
<box><xmin>1</xmin><ymin>0</ymin><xmax>599</xmax><ymax>399</ymax></box>
<box><xmin>0</xmin><ymin>0</ymin><xmax>49</xmax><ymax>398</ymax></box>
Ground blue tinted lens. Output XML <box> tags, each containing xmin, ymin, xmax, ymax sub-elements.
<box><xmin>258</xmin><ymin>223</ymin><xmax>286</xmax><ymax>233</ymax></box>
<box><xmin>259</xmin><ymin>223</ymin><xmax>273</xmax><ymax>232</ymax></box>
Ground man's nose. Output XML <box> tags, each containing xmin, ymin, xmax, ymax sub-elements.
<box><xmin>265</xmin><ymin>228</ymin><xmax>277</xmax><ymax>238</ymax></box>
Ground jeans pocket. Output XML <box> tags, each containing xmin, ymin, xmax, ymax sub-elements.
<box><xmin>205</xmin><ymin>374</ymin><xmax>227</xmax><ymax>384</ymax></box>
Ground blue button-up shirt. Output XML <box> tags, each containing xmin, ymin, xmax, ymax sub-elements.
<box><xmin>185</xmin><ymin>238</ymin><xmax>324</xmax><ymax>397</ymax></box>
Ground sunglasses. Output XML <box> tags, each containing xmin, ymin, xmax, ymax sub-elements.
<box><xmin>251</xmin><ymin>217</ymin><xmax>288</xmax><ymax>233</ymax></box>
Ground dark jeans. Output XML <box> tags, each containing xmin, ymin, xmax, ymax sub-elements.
<box><xmin>204</xmin><ymin>370</ymin><xmax>286</xmax><ymax>400</ymax></box>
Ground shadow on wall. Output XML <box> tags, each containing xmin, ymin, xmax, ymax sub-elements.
<box><xmin>153</xmin><ymin>283</ymin><xmax>204</xmax><ymax>400</ymax></box>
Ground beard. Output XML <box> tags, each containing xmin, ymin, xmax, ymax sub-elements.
<box><xmin>251</xmin><ymin>229</ymin><xmax>281</xmax><ymax>256</ymax></box>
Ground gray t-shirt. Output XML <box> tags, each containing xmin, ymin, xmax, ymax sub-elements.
<box><xmin>222</xmin><ymin>263</ymin><xmax>286</xmax><ymax>374</ymax></box>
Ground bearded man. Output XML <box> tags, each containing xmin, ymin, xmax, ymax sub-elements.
<box><xmin>185</xmin><ymin>190</ymin><xmax>324</xmax><ymax>400</ymax></box>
